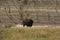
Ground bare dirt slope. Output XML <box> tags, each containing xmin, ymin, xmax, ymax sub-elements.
<box><xmin>0</xmin><ymin>0</ymin><xmax>60</xmax><ymax>26</ymax></box>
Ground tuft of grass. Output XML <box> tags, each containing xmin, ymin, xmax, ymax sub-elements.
<box><xmin>0</xmin><ymin>27</ymin><xmax>60</xmax><ymax>40</ymax></box>
<box><xmin>4</xmin><ymin>25</ymin><xmax>12</xmax><ymax>28</ymax></box>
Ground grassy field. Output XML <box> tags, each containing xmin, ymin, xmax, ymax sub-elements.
<box><xmin>0</xmin><ymin>27</ymin><xmax>60</xmax><ymax>40</ymax></box>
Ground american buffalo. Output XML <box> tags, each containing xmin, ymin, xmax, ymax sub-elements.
<box><xmin>22</xmin><ymin>19</ymin><xmax>33</xmax><ymax>27</ymax></box>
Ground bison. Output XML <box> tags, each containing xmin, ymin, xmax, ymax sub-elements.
<box><xmin>22</xmin><ymin>19</ymin><xmax>33</xmax><ymax>27</ymax></box>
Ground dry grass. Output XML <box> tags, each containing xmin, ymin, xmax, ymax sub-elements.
<box><xmin>0</xmin><ymin>27</ymin><xmax>60</xmax><ymax>40</ymax></box>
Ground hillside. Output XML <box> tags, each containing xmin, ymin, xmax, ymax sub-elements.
<box><xmin>0</xmin><ymin>0</ymin><xmax>60</xmax><ymax>26</ymax></box>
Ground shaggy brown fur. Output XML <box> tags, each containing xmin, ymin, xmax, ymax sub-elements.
<box><xmin>22</xmin><ymin>19</ymin><xmax>33</xmax><ymax>27</ymax></box>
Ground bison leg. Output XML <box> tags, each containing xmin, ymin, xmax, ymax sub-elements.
<box><xmin>23</xmin><ymin>24</ymin><xmax>25</xmax><ymax>27</ymax></box>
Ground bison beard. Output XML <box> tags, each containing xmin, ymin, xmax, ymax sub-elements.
<box><xmin>22</xmin><ymin>19</ymin><xmax>33</xmax><ymax>27</ymax></box>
